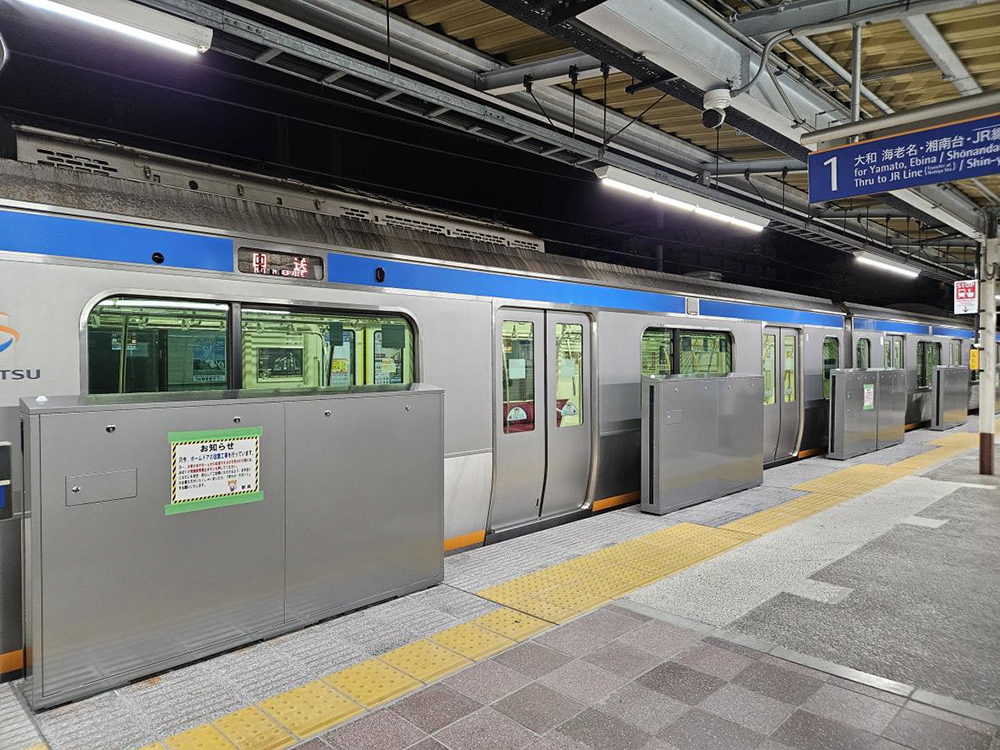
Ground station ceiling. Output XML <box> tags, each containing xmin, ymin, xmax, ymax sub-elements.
<box><xmin>373</xmin><ymin>0</ymin><xmax>1000</xmax><ymax>256</ymax></box>
<box><xmin>1</xmin><ymin>0</ymin><xmax>998</xmax><ymax>306</ymax></box>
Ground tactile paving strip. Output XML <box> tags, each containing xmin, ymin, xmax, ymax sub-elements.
<box><xmin>323</xmin><ymin>659</ymin><xmax>421</xmax><ymax>708</ymax></box>
<box><xmin>429</xmin><ymin>622</ymin><xmax>516</xmax><ymax>661</ymax></box>
<box><xmin>212</xmin><ymin>706</ymin><xmax>294</xmax><ymax>750</ymax></box>
<box><xmin>380</xmin><ymin>639</ymin><xmax>471</xmax><ymax>682</ymax></box>
<box><xmin>791</xmin><ymin>464</ymin><xmax>910</xmax><ymax>498</ymax></box>
<box><xmin>258</xmin><ymin>681</ymin><xmax>362</xmax><ymax>739</ymax></box>
<box><xmin>471</xmin><ymin>607</ymin><xmax>551</xmax><ymax>641</ymax></box>
<box><xmin>163</xmin><ymin>724</ymin><xmax>235</xmax><ymax>750</ymax></box>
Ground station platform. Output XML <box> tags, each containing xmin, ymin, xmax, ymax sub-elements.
<box><xmin>2</xmin><ymin>424</ymin><xmax>998</xmax><ymax>750</ymax></box>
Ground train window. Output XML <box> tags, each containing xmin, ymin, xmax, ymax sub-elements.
<box><xmin>856</xmin><ymin>338</ymin><xmax>870</xmax><ymax>370</ymax></box>
<box><xmin>762</xmin><ymin>334</ymin><xmax>776</xmax><ymax>405</ymax></box>
<box><xmin>641</xmin><ymin>328</ymin><xmax>673</xmax><ymax>377</ymax></box>
<box><xmin>916</xmin><ymin>341</ymin><xmax>941</xmax><ymax>388</ymax></box>
<box><xmin>678</xmin><ymin>331</ymin><xmax>732</xmax><ymax>375</ymax></box>
<box><xmin>502</xmin><ymin>321</ymin><xmax>535</xmax><ymax>433</ymax></box>
<box><xmin>240</xmin><ymin>308</ymin><xmax>413</xmax><ymax>390</ymax></box>
<box><xmin>783</xmin><ymin>335</ymin><xmax>796</xmax><ymax>403</ymax></box>
<box><xmin>822</xmin><ymin>337</ymin><xmax>839</xmax><ymax>400</ymax></box>
<box><xmin>884</xmin><ymin>335</ymin><xmax>904</xmax><ymax>369</ymax></box>
<box><xmin>555</xmin><ymin>323</ymin><xmax>584</xmax><ymax>427</ymax></box>
<box><xmin>950</xmin><ymin>339</ymin><xmax>962</xmax><ymax>366</ymax></box>
<box><xmin>87</xmin><ymin>297</ymin><xmax>229</xmax><ymax>394</ymax></box>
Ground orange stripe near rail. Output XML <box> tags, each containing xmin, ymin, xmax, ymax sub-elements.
<box><xmin>0</xmin><ymin>649</ymin><xmax>23</xmax><ymax>674</ymax></box>
<box><xmin>905</xmin><ymin>422</ymin><xmax>928</xmax><ymax>431</ymax></box>
<box><xmin>444</xmin><ymin>529</ymin><xmax>486</xmax><ymax>552</ymax></box>
<box><xmin>797</xmin><ymin>447</ymin><xmax>825</xmax><ymax>458</ymax></box>
<box><xmin>592</xmin><ymin>491</ymin><xmax>641</xmax><ymax>512</ymax></box>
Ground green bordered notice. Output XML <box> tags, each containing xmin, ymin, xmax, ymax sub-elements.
<box><xmin>863</xmin><ymin>383</ymin><xmax>875</xmax><ymax>411</ymax></box>
<box><xmin>166</xmin><ymin>427</ymin><xmax>263</xmax><ymax>515</ymax></box>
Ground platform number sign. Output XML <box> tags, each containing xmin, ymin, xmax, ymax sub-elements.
<box><xmin>954</xmin><ymin>280</ymin><xmax>978</xmax><ymax>315</ymax></box>
<box><xmin>808</xmin><ymin>112</ymin><xmax>1000</xmax><ymax>202</ymax></box>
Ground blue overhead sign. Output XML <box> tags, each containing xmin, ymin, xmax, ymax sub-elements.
<box><xmin>808</xmin><ymin>112</ymin><xmax>1000</xmax><ymax>203</ymax></box>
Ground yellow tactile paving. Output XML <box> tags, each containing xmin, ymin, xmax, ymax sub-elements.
<box><xmin>792</xmin><ymin>464</ymin><xmax>910</xmax><ymax>498</ymax></box>
<box><xmin>380</xmin><ymin>639</ymin><xmax>471</xmax><ymax>682</ymax></box>
<box><xmin>429</xmin><ymin>622</ymin><xmax>517</xmax><ymax>660</ymax></box>
<box><xmin>136</xmin><ymin>745</ymin><xmax>165</xmax><ymax>750</ymax></box>
<box><xmin>163</xmin><ymin>725</ymin><xmax>235</xmax><ymax>750</ymax></box>
<box><xmin>323</xmin><ymin>657</ymin><xmax>422</xmax><ymax>708</ymax></box>
<box><xmin>258</xmin><ymin>681</ymin><xmax>362</xmax><ymax>739</ymax></box>
<box><xmin>483</xmin><ymin>592</ymin><xmax>580</xmax><ymax>623</ymax></box>
<box><xmin>471</xmin><ymin>607</ymin><xmax>552</xmax><ymax>641</ymax></box>
<box><xmin>212</xmin><ymin>706</ymin><xmax>295</xmax><ymax>750</ymax></box>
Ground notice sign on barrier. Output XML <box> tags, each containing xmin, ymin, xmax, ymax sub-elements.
<box><xmin>808</xmin><ymin>112</ymin><xmax>1000</xmax><ymax>202</ymax></box>
<box><xmin>167</xmin><ymin>427</ymin><xmax>263</xmax><ymax>515</ymax></box>
<box><xmin>954</xmin><ymin>279</ymin><xmax>978</xmax><ymax>315</ymax></box>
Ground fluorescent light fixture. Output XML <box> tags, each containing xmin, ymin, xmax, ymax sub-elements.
<box><xmin>855</xmin><ymin>252</ymin><xmax>920</xmax><ymax>279</ymax></box>
<box><xmin>18</xmin><ymin>0</ymin><xmax>213</xmax><ymax>55</ymax></box>
<box><xmin>97</xmin><ymin>299</ymin><xmax>227</xmax><ymax>310</ymax></box>
<box><xmin>595</xmin><ymin>165</ymin><xmax>769</xmax><ymax>232</ymax></box>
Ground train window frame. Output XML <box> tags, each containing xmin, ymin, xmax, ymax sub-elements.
<box><xmin>85</xmin><ymin>296</ymin><xmax>232</xmax><ymax>395</ymax></box>
<box><xmin>950</xmin><ymin>338</ymin><xmax>962</xmax><ymax>366</ymax></box>
<box><xmin>822</xmin><ymin>336</ymin><xmax>839</xmax><ymax>400</ymax></box>
<box><xmin>85</xmin><ymin>295</ymin><xmax>419</xmax><ymax>396</ymax></box>
<box><xmin>502</xmin><ymin>320</ymin><xmax>536</xmax><ymax>434</ymax></box>
<box><xmin>640</xmin><ymin>327</ymin><xmax>733</xmax><ymax>378</ymax></box>
<box><xmin>762</xmin><ymin>333</ymin><xmax>777</xmax><ymax>405</ymax></box>
<box><xmin>916</xmin><ymin>340</ymin><xmax>941</xmax><ymax>389</ymax></box>
<box><xmin>240</xmin><ymin>307</ymin><xmax>416</xmax><ymax>391</ymax></box>
<box><xmin>856</xmin><ymin>338</ymin><xmax>871</xmax><ymax>370</ymax></box>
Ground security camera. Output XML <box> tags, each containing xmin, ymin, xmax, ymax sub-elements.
<box><xmin>702</xmin><ymin>88</ymin><xmax>731</xmax><ymax>129</ymax></box>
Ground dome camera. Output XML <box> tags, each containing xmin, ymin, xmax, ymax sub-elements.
<box><xmin>702</xmin><ymin>88</ymin><xmax>731</xmax><ymax>129</ymax></box>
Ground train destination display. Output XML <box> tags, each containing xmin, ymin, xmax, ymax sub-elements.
<box><xmin>238</xmin><ymin>248</ymin><xmax>324</xmax><ymax>280</ymax></box>
<box><xmin>808</xmin><ymin>112</ymin><xmax>1000</xmax><ymax>202</ymax></box>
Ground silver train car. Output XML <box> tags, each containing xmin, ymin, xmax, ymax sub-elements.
<box><xmin>0</xmin><ymin>129</ymin><xmax>985</xmax><ymax>680</ymax></box>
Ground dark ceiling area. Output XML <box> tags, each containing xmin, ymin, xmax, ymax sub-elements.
<box><xmin>0</xmin><ymin>8</ymin><xmax>953</xmax><ymax>309</ymax></box>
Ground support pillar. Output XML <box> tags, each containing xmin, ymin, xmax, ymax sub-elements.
<box><xmin>979</xmin><ymin>208</ymin><xmax>1000</xmax><ymax>474</ymax></box>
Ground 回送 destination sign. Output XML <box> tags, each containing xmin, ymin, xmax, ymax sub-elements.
<box><xmin>808</xmin><ymin>112</ymin><xmax>1000</xmax><ymax>203</ymax></box>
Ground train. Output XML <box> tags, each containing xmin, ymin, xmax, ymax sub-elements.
<box><xmin>0</xmin><ymin>126</ymin><xmax>989</xmax><ymax>680</ymax></box>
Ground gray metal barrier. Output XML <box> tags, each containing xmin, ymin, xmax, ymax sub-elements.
<box><xmin>930</xmin><ymin>366</ymin><xmax>970</xmax><ymax>430</ymax></box>
<box><xmin>828</xmin><ymin>369</ymin><xmax>878</xmax><ymax>460</ymax></box>
<box><xmin>641</xmin><ymin>374</ymin><xmax>763</xmax><ymax>516</ymax></box>
<box><xmin>20</xmin><ymin>386</ymin><xmax>444</xmax><ymax>708</ymax></box>
<box><xmin>876</xmin><ymin>369</ymin><xmax>906</xmax><ymax>450</ymax></box>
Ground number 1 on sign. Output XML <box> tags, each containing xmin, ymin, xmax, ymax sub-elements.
<box><xmin>822</xmin><ymin>156</ymin><xmax>838</xmax><ymax>193</ymax></box>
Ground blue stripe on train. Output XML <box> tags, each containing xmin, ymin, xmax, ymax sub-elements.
<box><xmin>327</xmin><ymin>252</ymin><xmax>689</xmax><ymax>313</ymax></box>
<box><xmin>699</xmin><ymin>300</ymin><xmax>843</xmax><ymax>328</ymax></box>
<box><xmin>854</xmin><ymin>317</ymin><xmax>930</xmax><ymax>335</ymax></box>
<box><xmin>327</xmin><ymin>252</ymin><xmax>849</xmax><ymax>326</ymax></box>
<box><xmin>931</xmin><ymin>326</ymin><xmax>975</xmax><ymax>339</ymax></box>
<box><xmin>0</xmin><ymin>209</ymin><xmax>234</xmax><ymax>271</ymax></box>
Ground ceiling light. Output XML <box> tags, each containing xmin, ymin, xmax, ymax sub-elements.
<box><xmin>18</xmin><ymin>0</ymin><xmax>212</xmax><ymax>55</ymax></box>
<box><xmin>855</xmin><ymin>252</ymin><xmax>920</xmax><ymax>279</ymax></box>
<box><xmin>595</xmin><ymin>165</ymin><xmax>769</xmax><ymax>232</ymax></box>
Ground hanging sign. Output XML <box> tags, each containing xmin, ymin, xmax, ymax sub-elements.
<box><xmin>167</xmin><ymin>427</ymin><xmax>263</xmax><ymax>515</ymax></box>
<box><xmin>954</xmin><ymin>279</ymin><xmax>979</xmax><ymax>315</ymax></box>
<box><xmin>808</xmin><ymin>112</ymin><xmax>1000</xmax><ymax>202</ymax></box>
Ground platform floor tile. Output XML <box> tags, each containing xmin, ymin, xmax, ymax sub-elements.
<box><xmin>257</xmin><ymin>681</ymin><xmax>362</xmax><ymax>739</ymax></box>
<box><xmin>211</xmin><ymin>706</ymin><xmax>294</xmax><ymax>750</ymax></box>
<box><xmin>322</xmin><ymin>659</ymin><xmax>421</xmax><ymax>709</ymax></box>
<box><xmin>162</xmin><ymin>724</ymin><xmax>234</xmax><ymax>750</ymax></box>
<box><xmin>379</xmin><ymin>640</ymin><xmax>471</xmax><ymax>683</ymax></box>
<box><xmin>470</xmin><ymin>607</ymin><xmax>552</xmax><ymax>641</ymax></box>
<box><xmin>428</xmin><ymin>622</ymin><xmax>516</xmax><ymax>661</ymax></box>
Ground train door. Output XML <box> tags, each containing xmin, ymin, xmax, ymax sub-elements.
<box><xmin>491</xmin><ymin>309</ymin><xmax>592</xmax><ymax>531</ymax></box>
<box><xmin>762</xmin><ymin>326</ymin><xmax>800</xmax><ymax>461</ymax></box>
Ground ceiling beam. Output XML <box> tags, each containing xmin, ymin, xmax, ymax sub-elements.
<box><xmin>476</xmin><ymin>52</ymin><xmax>602</xmax><ymax>94</ymax></box>
<box><xmin>733</xmin><ymin>0</ymin><xmax>988</xmax><ymax>39</ymax></box>
<box><xmin>900</xmin><ymin>14</ymin><xmax>981</xmax><ymax>96</ymax></box>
